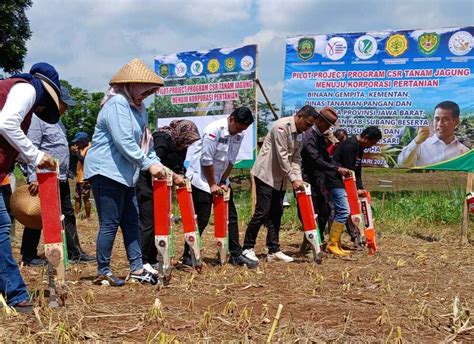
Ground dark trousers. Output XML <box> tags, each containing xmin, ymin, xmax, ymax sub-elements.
<box><xmin>182</xmin><ymin>185</ymin><xmax>242</xmax><ymax>258</ymax></box>
<box><xmin>243</xmin><ymin>177</ymin><xmax>286</xmax><ymax>254</ymax></box>
<box><xmin>137</xmin><ymin>181</ymin><xmax>157</xmax><ymax>265</ymax></box>
<box><xmin>298</xmin><ymin>175</ymin><xmax>332</xmax><ymax>239</ymax></box>
<box><xmin>21</xmin><ymin>180</ymin><xmax>83</xmax><ymax>260</ymax></box>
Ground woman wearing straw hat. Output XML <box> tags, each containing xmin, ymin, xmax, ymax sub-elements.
<box><xmin>0</xmin><ymin>62</ymin><xmax>62</xmax><ymax>313</ymax></box>
<box><xmin>85</xmin><ymin>58</ymin><xmax>182</xmax><ymax>286</ymax></box>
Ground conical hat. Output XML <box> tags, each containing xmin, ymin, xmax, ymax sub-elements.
<box><xmin>10</xmin><ymin>185</ymin><xmax>42</xmax><ymax>230</ymax></box>
<box><xmin>109</xmin><ymin>58</ymin><xmax>164</xmax><ymax>86</ymax></box>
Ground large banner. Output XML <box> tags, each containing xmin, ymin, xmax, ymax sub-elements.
<box><xmin>154</xmin><ymin>44</ymin><xmax>257</xmax><ymax>168</ymax></box>
<box><xmin>283</xmin><ymin>27</ymin><xmax>474</xmax><ymax>167</ymax></box>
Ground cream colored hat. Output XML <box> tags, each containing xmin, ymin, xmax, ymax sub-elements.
<box><xmin>109</xmin><ymin>58</ymin><xmax>164</xmax><ymax>86</ymax></box>
<box><xmin>11</xmin><ymin>185</ymin><xmax>42</xmax><ymax>230</ymax></box>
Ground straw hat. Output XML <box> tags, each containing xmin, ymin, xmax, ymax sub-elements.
<box><xmin>109</xmin><ymin>58</ymin><xmax>164</xmax><ymax>86</ymax></box>
<box><xmin>10</xmin><ymin>185</ymin><xmax>42</xmax><ymax>230</ymax></box>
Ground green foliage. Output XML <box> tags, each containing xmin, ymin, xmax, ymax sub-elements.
<box><xmin>60</xmin><ymin>80</ymin><xmax>103</xmax><ymax>141</ymax></box>
<box><xmin>257</xmin><ymin>101</ymin><xmax>279</xmax><ymax>138</ymax></box>
<box><xmin>0</xmin><ymin>0</ymin><xmax>32</xmax><ymax>74</ymax></box>
<box><xmin>372</xmin><ymin>189</ymin><xmax>465</xmax><ymax>229</ymax></box>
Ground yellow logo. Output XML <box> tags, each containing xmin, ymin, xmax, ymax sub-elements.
<box><xmin>385</xmin><ymin>34</ymin><xmax>408</xmax><ymax>57</ymax></box>
<box><xmin>207</xmin><ymin>59</ymin><xmax>220</xmax><ymax>73</ymax></box>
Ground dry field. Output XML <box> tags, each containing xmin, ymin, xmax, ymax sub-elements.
<box><xmin>1</xmin><ymin>170</ymin><xmax>473</xmax><ymax>343</ymax></box>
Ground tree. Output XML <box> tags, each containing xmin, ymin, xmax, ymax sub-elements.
<box><xmin>257</xmin><ymin>101</ymin><xmax>279</xmax><ymax>138</ymax></box>
<box><xmin>0</xmin><ymin>0</ymin><xmax>32</xmax><ymax>73</ymax></box>
<box><xmin>60</xmin><ymin>80</ymin><xmax>103</xmax><ymax>141</ymax></box>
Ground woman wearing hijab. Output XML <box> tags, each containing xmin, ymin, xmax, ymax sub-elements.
<box><xmin>0</xmin><ymin>62</ymin><xmax>62</xmax><ymax>312</ymax></box>
<box><xmin>84</xmin><ymin>59</ymin><xmax>181</xmax><ymax>286</ymax></box>
<box><xmin>137</xmin><ymin>120</ymin><xmax>200</xmax><ymax>274</ymax></box>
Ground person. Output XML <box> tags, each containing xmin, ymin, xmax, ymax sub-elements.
<box><xmin>185</xmin><ymin>107</ymin><xmax>257</xmax><ymax>268</ymax></box>
<box><xmin>84</xmin><ymin>58</ymin><xmax>177</xmax><ymax>287</ymax></box>
<box><xmin>70</xmin><ymin>132</ymin><xmax>92</xmax><ymax>219</ymax></box>
<box><xmin>0</xmin><ymin>62</ymin><xmax>62</xmax><ymax>312</ymax></box>
<box><xmin>300</xmin><ymin>107</ymin><xmax>349</xmax><ymax>244</ymax></box>
<box><xmin>0</xmin><ymin>173</ymin><xmax>18</xmax><ymax>243</ymax></box>
<box><xmin>20</xmin><ymin>87</ymin><xmax>95</xmax><ymax>266</ymax></box>
<box><xmin>242</xmin><ymin>105</ymin><xmax>319</xmax><ymax>263</ymax></box>
<box><xmin>334</xmin><ymin>128</ymin><xmax>348</xmax><ymax>143</ymax></box>
<box><xmin>136</xmin><ymin>119</ymin><xmax>200</xmax><ymax>274</ymax></box>
<box><xmin>325</xmin><ymin>126</ymin><xmax>382</xmax><ymax>256</ymax></box>
<box><xmin>397</xmin><ymin>101</ymin><xmax>469</xmax><ymax>167</ymax></box>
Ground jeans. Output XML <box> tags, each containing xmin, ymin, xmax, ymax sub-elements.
<box><xmin>21</xmin><ymin>180</ymin><xmax>84</xmax><ymax>260</ymax></box>
<box><xmin>0</xmin><ymin>190</ymin><xmax>29</xmax><ymax>306</ymax></box>
<box><xmin>91</xmin><ymin>175</ymin><xmax>142</xmax><ymax>275</ymax></box>
<box><xmin>329</xmin><ymin>187</ymin><xmax>350</xmax><ymax>224</ymax></box>
<box><xmin>243</xmin><ymin>177</ymin><xmax>286</xmax><ymax>254</ymax></box>
<box><xmin>182</xmin><ymin>185</ymin><xmax>242</xmax><ymax>259</ymax></box>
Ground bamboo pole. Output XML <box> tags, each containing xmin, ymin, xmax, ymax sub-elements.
<box><xmin>266</xmin><ymin>304</ymin><xmax>283</xmax><ymax>343</ymax></box>
<box><xmin>256</xmin><ymin>78</ymin><xmax>279</xmax><ymax>120</ymax></box>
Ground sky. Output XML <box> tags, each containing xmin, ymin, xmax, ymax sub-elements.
<box><xmin>19</xmin><ymin>0</ymin><xmax>474</xmax><ymax>110</ymax></box>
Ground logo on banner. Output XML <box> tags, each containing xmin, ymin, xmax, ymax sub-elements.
<box><xmin>325</xmin><ymin>37</ymin><xmax>347</xmax><ymax>61</ymax></box>
<box><xmin>240</xmin><ymin>55</ymin><xmax>254</xmax><ymax>71</ymax></box>
<box><xmin>207</xmin><ymin>58</ymin><xmax>220</xmax><ymax>73</ymax></box>
<box><xmin>448</xmin><ymin>31</ymin><xmax>473</xmax><ymax>56</ymax></box>
<box><xmin>297</xmin><ymin>37</ymin><xmax>315</xmax><ymax>61</ymax></box>
<box><xmin>190</xmin><ymin>61</ymin><xmax>203</xmax><ymax>75</ymax></box>
<box><xmin>174</xmin><ymin>62</ymin><xmax>187</xmax><ymax>77</ymax></box>
<box><xmin>418</xmin><ymin>32</ymin><xmax>440</xmax><ymax>55</ymax></box>
<box><xmin>385</xmin><ymin>34</ymin><xmax>408</xmax><ymax>57</ymax></box>
<box><xmin>354</xmin><ymin>35</ymin><xmax>377</xmax><ymax>59</ymax></box>
<box><xmin>224</xmin><ymin>57</ymin><xmax>236</xmax><ymax>71</ymax></box>
<box><xmin>159</xmin><ymin>64</ymin><xmax>169</xmax><ymax>77</ymax></box>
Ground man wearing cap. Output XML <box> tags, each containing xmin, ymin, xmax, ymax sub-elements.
<box><xmin>300</xmin><ymin>107</ymin><xmax>350</xmax><ymax>248</ymax></box>
<box><xmin>0</xmin><ymin>62</ymin><xmax>61</xmax><ymax>312</ymax></box>
<box><xmin>242</xmin><ymin>105</ymin><xmax>319</xmax><ymax>263</ymax></box>
<box><xmin>21</xmin><ymin>87</ymin><xmax>95</xmax><ymax>266</ymax></box>
<box><xmin>70</xmin><ymin>132</ymin><xmax>92</xmax><ymax>219</ymax></box>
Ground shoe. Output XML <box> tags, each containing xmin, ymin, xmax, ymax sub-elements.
<box><xmin>93</xmin><ymin>272</ymin><xmax>125</xmax><ymax>287</ymax></box>
<box><xmin>12</xmin><ymin>300</ymin><xmax>33</xmax><ymax>313</ymax></box>
<box><xmin>22</xmin><ymin>257</ymin><xmax>47</xmax><ymax>267</ymax></box>
<box><xmin>242</xmin><ymin>248</ymin><xmax>259</xmax><ymax>262</ymax></box>
<box><xmin>267</xmin><ymin>251</ymin><xmax>294</xmax><ymax>263</ymax></box>
<box><xmin>283</xmin><ymin>201</ymin><xmax>291</xmax><ymax>208</ymax></box>
<box><xmin>229</xmin><ymin>254</ymin><xmax>258</xmax><ymax>269</ymax></box>
<box><xmin>143</xmin><ymin>263</ymin><xmax>159</xmax><ymax>275</ymax></box>
<box><xmin>127</xmin><ymin>270</ymin><xmax>159</xmax><ymax>285</ymax></box>
<box><xmin>70</xmin><ymin>253</ymin><xmax>96</xmax><ymax>264</ymax></box>
<box><xmin>181</xmin><ymin>255</ymin><xmax>194</xmax><ymax>267</ymax></box>
<box><xmin>327</xmin><ymin>222</ymin><xmax>350</xmax><ymax>257</ymax></box>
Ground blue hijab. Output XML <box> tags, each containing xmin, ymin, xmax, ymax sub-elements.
<box><xmin>12</xmin><ymin>62</ymin><xmax>61</xmax><ymax>124</ymax></box>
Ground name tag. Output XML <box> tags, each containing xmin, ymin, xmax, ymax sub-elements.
<box><xmin>218</xmin><ymin>137</ymin><xmax>229</xmax><ymax>143</ymax></box>
<box><xmin>296</xmin><ymin>134</ymin><xmax>303</xmax><ymax>142</ymax></box>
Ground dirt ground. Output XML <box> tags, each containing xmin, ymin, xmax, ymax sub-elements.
<box><xmin>2</xmin><ymin>214</ymin><xmax>473</xmax><ymax>343</ymax></box>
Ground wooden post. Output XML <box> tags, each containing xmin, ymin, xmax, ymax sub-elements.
<box><xmin>460</xmin><ymin>172</ymin><xmax>473</xmax><ymax>244</ymax></box>
<box><xmin>256</xmin><ymin>78</ymin><xmax>279</xmax><ymax>120</ymax></box>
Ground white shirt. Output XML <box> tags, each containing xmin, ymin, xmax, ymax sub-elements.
<box><xmin>186</xmin><ymin>117</ymin><xmax>244</xmax><ymax>193</ymax></box>
<box><xmin>0</xmin><ymin>83</ymin><xmax>44</xmax><ymax>166</ymax></box>
<box><xmin>397</xmin><ymin>134</ymin><xmax>470</xmax><ymax>167</ymax></box>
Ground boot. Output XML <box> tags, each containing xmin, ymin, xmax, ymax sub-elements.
<box><xmin>326</xmin><ymin>221</ymin><xmax>350</xmax><ymax>257</ymax></box>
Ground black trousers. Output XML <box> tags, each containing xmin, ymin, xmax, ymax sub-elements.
<box><xmin>243</xmin><ymin>177</ymin><xmax>286</xmax><ymax>254</ymax></box>
<box><xmin>182</xmin><ymin>185</ymin><xmax>242</xmax><ymax>259</ymax></box>
<box><xmin>21</xmin><ymin>180</ymin><xmax>83</xmax><ymax>260</ymax></box>
<box><xmin>137</xmin><ymin>180</ymin><xmax>157</xmax><ymax>265</ymax></box>
<box><xmin>298</xmin><ymin>175</ymin><xmax>332</xmax><ymax>239</ymax></box>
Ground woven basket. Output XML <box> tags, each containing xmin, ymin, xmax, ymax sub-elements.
<box><xmin>11</xmin><ymin>185</ymin><xmax>42</xmax><ymax>230</ymax></box>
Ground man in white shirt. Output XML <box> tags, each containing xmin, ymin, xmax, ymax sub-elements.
<box><xmin>184</xmin><ymin>107</ymin><xmax>256</xmax><ymax>268</ymax></box>
<box><xmin>398</xmin><ymin>101</ymin><xmax>470</xmax><ymax>167</ymax></box>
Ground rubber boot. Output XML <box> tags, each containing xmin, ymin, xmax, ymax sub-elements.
<box><xmin>327</xmin><ymin>221</ymin><xmax>350</xmax><ymax>257</ymax></box>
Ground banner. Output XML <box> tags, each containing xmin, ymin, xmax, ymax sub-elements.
<box><xmin>283</xmin><ymin>27</ymin><xmax>474</xmax><ymax>167</ymax></box>
<box><xmin>154</xmin><ymin>44</ymin><xmax>257</xmax><ymax>168</ymax></box>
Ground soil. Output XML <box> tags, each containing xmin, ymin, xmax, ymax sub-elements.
<box><xmin>2</xmin><ymin>217</ymin><xmax>473</xmax><ymax>343</ymax></box>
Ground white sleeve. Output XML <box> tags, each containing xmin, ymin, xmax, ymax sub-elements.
<box><xmin>0</xmin><ymin>83</ymin><xmax>44</xmax><ymax>166</ymax></box>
